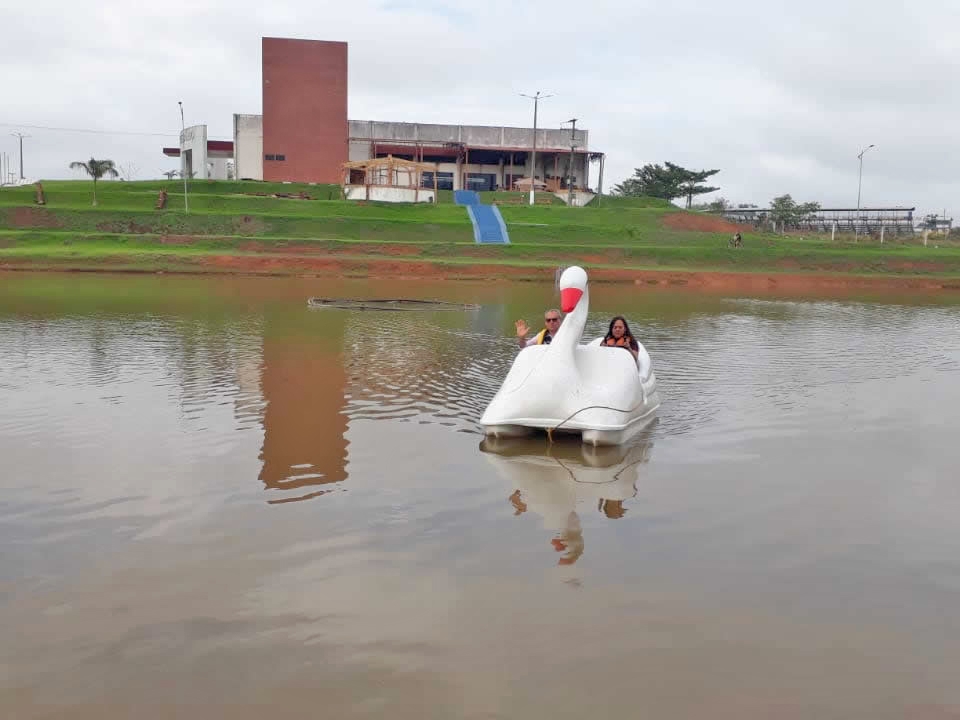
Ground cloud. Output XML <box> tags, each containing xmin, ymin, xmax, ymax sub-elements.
<box><xmin>1</xmin><ymin>0</ymin><xmax>957</xmax><ymax>216</ymax></box>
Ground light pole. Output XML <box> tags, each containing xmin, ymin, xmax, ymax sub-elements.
<box><xmin>563</xmin><ymin>118</ymin><xmax>577</xmax><ymax>207</ymax></box>
<box><xmin>178</xmin><ymin>101</ymin><xmax>189</xmax><ymax>214</ymax></box>
<box><xmin>520</xmin><ymin>91</ymin><xmax>553</xmax><ymax>206</ymax></box>
<box><xmin>11</xmin><ymin>132</ymin><xmax>29</xmax><ymax>181</ymax></box>
<box><xmin>856</xmin><ymin>143</ymin><xmax>875</xmax><ymax>235</ymax></box>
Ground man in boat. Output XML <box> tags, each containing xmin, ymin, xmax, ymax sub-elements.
<box><xmin>515</xmin><ymin>309</ymin><xmax>563</xmax><ymax>348</ymax></box>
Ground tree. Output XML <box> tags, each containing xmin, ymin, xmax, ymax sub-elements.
<box><xmin>675</xmin><ymin>163</ymin><xmax>721</xmax><ymax>209</ymax></box>
<box><xmin>612</xmin><ymin>162</ymin><xmax>720</xmax><ymax>208</ymax></box>
<box><xmin>768</xmin><ymin>194</ymin><xmax>821</xmax><ymax>231</ymax></box>
<box><xmin>162</xmin><ymin>170</ymin><xmax>180</xmax><ymax>180</ymax></box>
<box><xmin>612</xmin><ymin>163</ymin><xmax>679</xmax><ymax>199</ymax></box>
<box><xmin>68</xmin><ymin>158</ymin><xmax>118</xmax><ymax>206</ymax></box>
<box><xmin>690</xmin><ymin>196</ymin><xmax>728</xmax><ymax>211</ymax></box>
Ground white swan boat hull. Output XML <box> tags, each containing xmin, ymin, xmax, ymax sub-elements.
<box><xmin>481</xmin><ymin>266</ymin><xmax>661</xmax><ymax>446</ymax></box>
<box><xmin>481</xmin><ymin>310</ymin><xmax>660</xmax><ymax>447</ymax></box>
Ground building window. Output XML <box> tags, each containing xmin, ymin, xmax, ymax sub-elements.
<box><xmin>421</xmin><ymin>171</ymin><xmax>454</xmax><ymax>190</ymax></box>
<box><xmin>265</xmin><ymin>154</ymin><xmax>276</xmax><ymax>161</ymax></box>
<box><xmin>466</xmin><ymin>173</ymin><xmax>496</xmax><ymax>192</ymax></box>
<box><xmin>276</xmin><ymin>154</ymin><xmax>285</xmax><ymax>161</ymax></box>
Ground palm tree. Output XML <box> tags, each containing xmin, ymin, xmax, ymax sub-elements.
<box><xmin>68</xmin><ymin>158</ymin><xmax>119</xmax><ymax>206</ymax></box>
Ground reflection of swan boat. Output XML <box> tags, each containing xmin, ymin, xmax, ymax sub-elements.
<box><xmin>480</xmin><ymin>430</ymin><xmax>655</xmax><ymax>565</ymax></box>
<box><xmin>480</xmin><ymin>432</ymin><xmax>654</xmax><ymax>510</ymax></box>
<box><xmin>480</xmin><ymin>266</ymin><xmax>660</xmax><ymax>446</ymax></box>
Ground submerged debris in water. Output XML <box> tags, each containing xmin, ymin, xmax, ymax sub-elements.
<box><xmin>307</xmin><ymin>298</ymin><xmax>480</xmax><ymax>311</ymax></box>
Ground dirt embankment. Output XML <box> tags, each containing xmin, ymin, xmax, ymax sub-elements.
<box><xmin>6</xmin><ymin>207</ymin><xmax>65</xmax><ymax>229</ymax></box>
<box><xmin>5</xmin><ymin>253</ymin><xmax>959</xmax><ymax>294</ymax></box>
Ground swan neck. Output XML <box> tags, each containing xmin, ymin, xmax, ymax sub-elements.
<box><xmin>555</xmin><ymin>287</ymin><xmax>588</xmax><ymax>347</ymax></box>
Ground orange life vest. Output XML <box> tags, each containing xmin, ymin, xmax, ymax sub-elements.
<box><xmin>603</xmin><ymin>334</ymin><xmax>634</xmax><ymax>348</ymax></box>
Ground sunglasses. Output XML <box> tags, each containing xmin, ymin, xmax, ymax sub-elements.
<box><xmin>545</xmin><ymin>317</ymin><xmax>560</xmax><ymax>322</ymax></box>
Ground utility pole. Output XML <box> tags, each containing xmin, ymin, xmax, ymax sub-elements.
<box><xmin>11</xmin><ymin>132</ymin><xmax>29</xmax><ymax>181</ymax></box>
<box><xmin>520</xmin><ymin>91</ymin><xmax>553</xmax><ymax>206</ymax></box>
<box><xmin>178</xmin><ymin>101</ymin><xmax>189</xmax><ymax>214</ymax></box>
<box><xmin>564</xmin><ymin>118</ymin><xmax>577</xmax><ymax>207</ymax></box>
<box><xmin>596</xmin><ymin>154</ymin><xmax>605</xmax><ymax>207</ymax></box>
<box><xmin>856</xmin><ymin>143</ymin><xmax>875</xmax><ymax>237</ymax></box>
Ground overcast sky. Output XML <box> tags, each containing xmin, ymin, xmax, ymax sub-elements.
<box><xmin>2</xmin><ymin>0</ymin><xmax>957</xmax><ymax>216</ymax></box>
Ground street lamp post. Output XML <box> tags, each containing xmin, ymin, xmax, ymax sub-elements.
<box><xmin>520</xmin><ymin>91</ymin><xmax>553</xmax><ymax>206</ymax></box>
<box><xmin>178</xmin><ymin>101</ymin><xmax>189</xmax><ymax>214</ymax></box>
<box><xmin>11</xmin><ymin>132</ymin><xmax>29</xmax><ymax>181</ymax></box>
<box><xmin>856</xmin><ymin>143</ymin><xmax>875</xmax><ymax>236</ymax></box>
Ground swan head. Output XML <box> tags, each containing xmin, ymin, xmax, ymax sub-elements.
<box><xmin>558</xmin><ymin>265</ymin><xmax>588</xmax><ymax>313</ymax></box>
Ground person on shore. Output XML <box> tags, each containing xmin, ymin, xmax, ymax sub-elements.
<box><xmin>515</xmin><ymin>309</ymin><xmax>563</xmax><ymax>348</ymax></box>
<box><xmin>602</xmin><ymin>315</ymin><xmax>639</xmax><ymax>361</ymax></box>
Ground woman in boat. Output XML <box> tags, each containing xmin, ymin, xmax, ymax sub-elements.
<box><xmin>602</xmin><ymin>315</ymin><xmax>639</xmax><ymax>361</ymax></box>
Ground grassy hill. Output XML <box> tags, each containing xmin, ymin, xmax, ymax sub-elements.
<box><xmin>1</xmin><ymin>179</ymin><xmax>958</xmax><ymax>284</ymax></box>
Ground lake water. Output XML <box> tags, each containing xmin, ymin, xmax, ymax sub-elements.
<box><xmin>2</xmin><ymin>273</ymin><xmax>960</xmax><ymax>719</ymax></box>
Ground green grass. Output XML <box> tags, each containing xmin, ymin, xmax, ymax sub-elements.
<box><xmin>584</xmin><ymin>194</ymin><xmax>676</xmax><ymax>209</ymax></box>
<box><xmin>2</xmin><ymin>179</ymin><xmax>959</xmax><ymax>279</ymax></box>
<box><xmin>3</xmin><ymin>229</ymin><xmax>959</xmax><ymax>274</ymax></box>
<box><xmin>29</xmin><ymin>178</ymin><xmax>343</xmax><ymax>196</ymax></box>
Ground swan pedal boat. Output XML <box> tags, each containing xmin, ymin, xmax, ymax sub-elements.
<box><xmin>480</xmin><ymin>266</ymin><xmax>660</xmax><ymax>446</ymax></box>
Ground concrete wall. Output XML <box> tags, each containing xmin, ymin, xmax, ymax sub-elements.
<box><xmin>349</xmin><ymin>140</ymin><xmax>372</xmax><ymax>162</ymax></box>
<box><xmin>349</xmin><ymin>120</ymin><xmax>589</xmax><ymax>151</ymax></box>
<box><xmin>263</xmin><ymin>37</ymin><xmax>348</xmax><ymax>183</ymax></box>
<box><xmin>554</xmin><ymin>190</ymin><xmax>596</xmax><ymax>207</ymax></box>
<box><xmin>349</xmin><ymin>121</ymin><xmax>460</xmax><ymax>144</ymax></box>
<box><xmin>543</xmin><ymin>128</ymin><xmax>588</xmax><ymax>150</ymax></box>
<box><xmin>180</xmin><ymin>124</ymin><xmax>207</xmax><ymax>180</ymax></box>
<box><xmin>207</xmin><ymin>156</ymin><xmax>231</xmax><ymax>180</ymax></box>
<box><xmin>461</xmin><ymin>125</ymin><xmax>501</xmax><ymax>147</ymax></box>
<box><xmin>233</xmin><ymin>114</ymin><xmax>263</xmax><ymax>180</ymax></box>
<box><xmin>413</xmin><ymin>123</ymin><xmax>461</xmax><ymax>143</ymax></box>
<box><xmin>344</xmin><ymin>186</ymin><xmax>435</xmax><ymax>203</ymax></box>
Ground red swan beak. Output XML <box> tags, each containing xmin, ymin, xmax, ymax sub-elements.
<box><xmin>560</xmin><ymin>288</ymin><xmax>583</xmax><ymax>313</ymax></box>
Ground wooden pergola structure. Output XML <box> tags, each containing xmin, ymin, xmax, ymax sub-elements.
<box><xmin>341</xmin><ymin>155</ymin><xmax>439</xmax><ymax>201</ymax></box>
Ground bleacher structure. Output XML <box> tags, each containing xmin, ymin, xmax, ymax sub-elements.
<box><xmin>717</xmin><ymin>207</ymin><xmax>919</xmax><ymax>235</ymax></box>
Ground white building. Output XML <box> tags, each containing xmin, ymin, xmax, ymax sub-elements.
<box><xmin>162</xmin><ymin>125</ymin><xmax>234</xmax><ymax>180</ymax></box>
<box><xmin>165</xmin><ymin>116</ymin><xmax>607</xmax><ymax>198</ymax></box>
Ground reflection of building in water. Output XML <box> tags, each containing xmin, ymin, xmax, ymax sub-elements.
<box><xmin>258</xmin><ymin>311</ymin><xmax>348</xmax><ymax>504</ymax></box>
<box><xmin>481</xmin><ymin>429</ymin><xmax>655</xmax><ymax>566</ymax></box>
<box><xmin>256</xmin><ymin>306</ymin><xmax>514</xmax><ymax>503</ymax></box>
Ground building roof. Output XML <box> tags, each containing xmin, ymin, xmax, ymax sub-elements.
<box><xmin>370</xmin><ymin>141</ymin><xmax>602</xmax><ymax>157</ymax></box>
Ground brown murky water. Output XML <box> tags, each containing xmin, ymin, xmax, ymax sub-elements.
<box><xmin>3</xmin><ymin>273</ymin><xmax>960</xmax><ymax>719</ymax></box>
